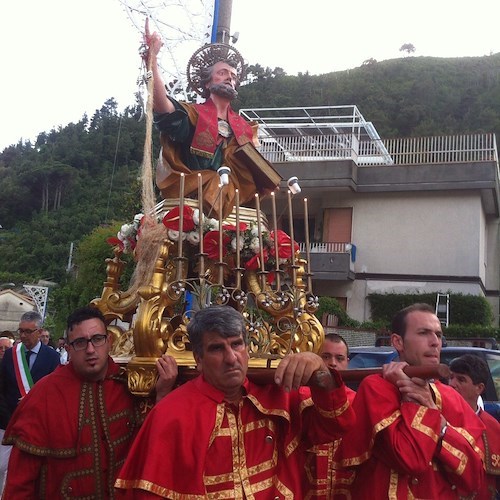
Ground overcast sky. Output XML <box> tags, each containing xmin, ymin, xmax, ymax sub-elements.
<box><xmin>1</xmin><ymin>0</ymin><xmax>498</xmax><ymax>151</ymax></box>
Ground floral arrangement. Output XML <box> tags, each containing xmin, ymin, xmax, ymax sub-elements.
<box><xmin>107</xmin><ymin>206</ymin><xmax>299</xmax><ymax>275</ymax></box>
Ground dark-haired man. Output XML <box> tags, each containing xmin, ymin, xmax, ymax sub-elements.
<box><xmin>337</xmin><ymin>303</ymin><xmax>486</xmax><ymax>498</ymax></box>
<box><xmin>304</xmin><ymin>333</ymin><xmax>357</xmax><ymax>498</ymax></box>
<box><xmin>449</xmin><ymin>354</ymin><xmax>499</xmax><ymax>499</ymax></box>
<box><xmin>320</xmin><ymin>333</ymin><xmax>350</xmax><ymax>372</ymax></box>
<box><xmin>116</xmin><ymin>305</ymin><xmax>355</xmax><ymax>498</ymax></box>
<box><xmin>3</xmin><ymin>306</ymin><xmax>177</xmax><ymax>498</ymax></box>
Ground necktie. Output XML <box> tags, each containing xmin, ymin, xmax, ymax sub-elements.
<box><xmin>25</xmin><ymin>350</ymin><xmax>33</xmax><ymax>368</ymax></box>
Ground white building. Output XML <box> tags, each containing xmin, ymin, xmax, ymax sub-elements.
<box><xmin>0</xmin><ymin>289</ymin><xmax>36</xmax><ymax>332</ymax></box>
<box><xmin>245</xmin><ymin>106</ymin><xmax>500</xmax><ymax>324</ymax></box>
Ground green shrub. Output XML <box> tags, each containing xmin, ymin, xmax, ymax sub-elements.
<box><xmin>368</xmin><ymin>292</ymin><xmax>494</xmax><ymax>332</ymax></box>
<box><xmin>315</xmin><ymin>297</ymin><xmax>359</xmax><ymax>327</ymax></box>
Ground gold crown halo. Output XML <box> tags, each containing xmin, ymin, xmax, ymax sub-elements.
<box><xmin>187</xmin><ymin>43</ymin><xmax>246</xmax><ymax>96</ymax></box>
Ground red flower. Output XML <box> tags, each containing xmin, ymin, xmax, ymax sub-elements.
<box><xmin>222</xmin><ymin>222</ymin><xmax>248</xmax><ymax>232</ymax></box>
<box><xmin>106</xmin><ymin>236</ymin><xmax>124</xmax><ymax>250</ymax></box>
<box><xmin>270</xmin><ymin>230</ymin><xmax>299</xmax><ymax>259</ymax></box>
<box><xmin>203</xmin><ymin>231</ymin><xmax>231</xmax><ymax>260</ymax></box>
<box><xmin>244</xmin><ymin>248</ymin><xmax>269</xmax><ymax>270</ymax></box>
<box><xmin>162</xmin><ymin>206</ymin><xmax>195</xmax><ymax>232</ymax></box>
<box><xmin>107</xmin><ymin>236</ymin><xmax>136</xmax><ymax>252</ymax></box>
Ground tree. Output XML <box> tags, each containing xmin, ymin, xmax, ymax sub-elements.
<box><xmin>399</xmin><ymin>43</ymin><xmax>416</xmax><ymax>56</ymax></box>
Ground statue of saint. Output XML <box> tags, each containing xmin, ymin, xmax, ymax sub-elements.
<box><xmin>144</xmin><ymin>23</ymin><xmax>280</xmax><ymax>220</ymax></box>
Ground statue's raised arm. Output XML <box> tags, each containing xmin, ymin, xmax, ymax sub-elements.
<box><xmin>142</xmin><ymin>19</ymin><xmax>175</xmax><ymax>115</ymax></box>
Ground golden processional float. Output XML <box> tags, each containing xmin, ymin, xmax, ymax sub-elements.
<box><xmin>91</xmin><ymin>41</ymin><xmax>324</xmax><ymax>398</ymax></box>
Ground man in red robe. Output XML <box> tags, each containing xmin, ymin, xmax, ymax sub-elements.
<box><xmin>2</xmin><ymin>306</ymin><xmax>177</xmax><ymax>498</ymax></box>
<box><xmin>304</xmin><ymin>333</ymin><xmax>357</xmax><ymax>499</ymax></box>
<box><xmin>449</xmin><ymin>354</ymin><xmax>500</xmax><ymax>499</ymax></box>
<box><xmin>115</xmin><ymin>305</ymin><xmax>355</xmax><ymax>498</ymax></box>
<box><xmin>336</xmin><ymin>303</ymin><xmax>486</xmax><ymax>499</ymax></box>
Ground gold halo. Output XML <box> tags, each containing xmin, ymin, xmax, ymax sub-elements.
<box><xmin>187</xmin><ymin>43</ymin><xmax>246</xmax><ymax>96</ymax></box>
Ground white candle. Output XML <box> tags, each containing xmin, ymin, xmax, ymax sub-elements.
<box><xmin>235</xmin><ymin>189</ymin><xmax>241</xmax><ymax>289</ymax></box>
<box><xmin>177</xmin><ymin>173</ymin><xmax>185</xmax><ymax>281</ymax></box>
<box><xmin>198</xmin><ymin>173</ymin><xmax>204</xmax><ymax>278</ymax></box>
<box><xmin>255</xmin><ymin>193</ymin><xmax>266</xmax><ymax>287</ymax></box>
<box><xmin>304</xmin><ymin>197</ymin><xmax>312</xmax><ymax>292</ymax></box>
<box><xmin>218</xmin><ymin>185</ymin><xmax>224</xmax><ymax>284</ymax></box>
<box><xmin>287</xmin><ymin>190</ymin><xmax>297</xmax><ymax>284</ymax></box>
<box><xmin>271</xmin><ymin>191</ymin><xmax>281</xmax><ymax>290</ymax></box>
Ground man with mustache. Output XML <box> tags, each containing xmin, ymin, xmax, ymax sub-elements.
<box><xmin>2</xmin><ymin>306</ymin><xmax>177</xmax><ymax>498</ymax></box>
<box><xmin>337</xmin><ymin>303</ymin><xmax>486</xmax><ymax>499</ymax></box>
<box><xmin>115</xmin><ymin>305</ymin><xmax>355</xmax><ymax>498</ymax></box>
<box><xmin>144</xmin><ymin>23</ymin><xmax>278</xmax><ymax>220</ymax></box>
<box><xmin>304</xmin><ymin>333</ymin><xmax>357</xmax><ymax>498</ymax></box>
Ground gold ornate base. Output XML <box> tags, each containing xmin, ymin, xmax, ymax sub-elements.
<box><xmin>92</xmin><ymin>200</ymin><xmax>323</xmax><ymax>396</ymax></box>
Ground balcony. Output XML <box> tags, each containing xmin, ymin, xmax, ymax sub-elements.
<box><xmin>240</xmin><ymin>105</ymin><xmax>498</xmax><ymax>167</ymax></box>
<box><xmin>299</xmin><ymin>242</ymin><xmax>354</xmax><ymax>281</ymax></box>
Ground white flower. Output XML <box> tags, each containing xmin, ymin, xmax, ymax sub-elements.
<box><xmin>133</xmin><ymin>213</ymin><xmax>144</xmax><ymax>228</ymax></box>
<box><xmin>249</xmin><ymin>237</ymin><xmax>260</xmax><ymax>253</ymax></box>
<box><xmin>117</xmin><ymin>231</ymin><xmax>125</xmax><ymax>242</ymax></box>
<box><xmin>167</xmin><ymin>229</ymin><xmax>186</xmax><ymax>241</ymax></box>
<box><xmin>186</xmin><ymin>231</ymin><xmax>200</xmax><ymax>245</ymax></box>
<box><xmin>231</xmin><ymin>236</ymin><xmax>244</xmax><ymax>252</ymax></box>
<box><xmin>250</xmin><ymin>224</ymin><xmax>259</xmax><ymax>237</ymax></box>
<box><xmin>120</xmin><ymin>223</ymin><xmax>136</xmax><ymax>238</ymax></box>
<box><xmin>205</xmin><ymin>218</ymin><xmax>218</xmax><ymax>231</ymax></box>
<box><xmin>192</xmin><ymin>209</ymin><xmax>201</xmax><ymax>226</ymax></box>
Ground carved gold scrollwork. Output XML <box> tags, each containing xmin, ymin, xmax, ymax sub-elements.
<box><xmin>93</xmin><ymin>202</ymin><xmax>324</xmax><ymax>396</ymax></box>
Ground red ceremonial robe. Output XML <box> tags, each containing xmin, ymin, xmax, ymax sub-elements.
<box><xmin>304</xmin><ymin>387</ymin><xmax>357</xmax><ymax>499</ymax></box>
<box><xmin>115</xmin><ymin>374</ymin><xmax>355</xmax><ymax>499</ymax></box>
<box><xmin>335</xmin><ymin>375</ymin><xmax>485</xmax><ymax>499</ymax></box>
<box><xmin>477</xmin><ymin>408</ymin><xmax>500</xmax><ymax>499</ymax></box>
<box><xmin>3</xmin><ymin>359</ymin><xmax>139</xmax><ymax>499</ymax></box>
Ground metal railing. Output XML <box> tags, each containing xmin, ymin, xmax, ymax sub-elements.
<box><xmin>299</xmin><ymin>242</ymin><xmax>351</xmax><ymax>253</ymax></box>
<box><xmin>260</xmin><ymin>134</ymin><xmax>358</xmax><ymax>163</ymax></box>
<box><xmin>259</xmin><ymin>132</ymin><xmax>498</xmax><ymax>167</ymax></box>
<box><xmin>370</xmin><ymin>133</ymin><xmax>498</xmax><ymax>166</ymax></box>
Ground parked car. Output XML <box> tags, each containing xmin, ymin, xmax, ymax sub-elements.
<box><xmin>348</xmin><ymin>345</ymin><xmax>398</xmax><ymax>369</ymax></box>
<box><xmin>348</xmin><ymin>345</ymin><xmax>500</xmax><ymax>421</ymax></box>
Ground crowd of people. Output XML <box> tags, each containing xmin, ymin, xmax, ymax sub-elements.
<box><xmin>0</xmin><ymin>302</ymin><xmax>496</xmax><ymax>498</ymax></box>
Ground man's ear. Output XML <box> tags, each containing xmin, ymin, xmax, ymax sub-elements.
<box><xmin>391</xmin><ymin>333</ymin><xmax>403</xmax><ymax>352</ymax></box>
<box><xmin>106</xmin><ymin>331</ymin><xmax>113</xmax><ymax>350</ymax></box>
<box><xmin>476</xmin><ymin>382</ymin><xmax>486</xmax><ymax>397</ymax></box>
<box><xmin>194</xmin><ymin>352</ymin><xmax>202</xmax><ymax>373</ymax></box>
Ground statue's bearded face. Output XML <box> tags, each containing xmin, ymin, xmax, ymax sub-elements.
<box><xmin>209</xmin><ymin>82</ymin><xmax>238</xmax><ymax>100</ymax></box>
<box><xmin>206</xmin><ymin>61</ymin><xmax>239</xmax><ymax>100</ymax></box>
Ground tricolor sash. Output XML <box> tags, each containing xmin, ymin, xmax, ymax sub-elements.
<box><xmin>13</xmin><ymin>343</ymin><xmax>34</xmax><ymax>397</ymax></box>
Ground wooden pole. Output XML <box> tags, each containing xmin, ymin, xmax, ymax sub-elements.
<box><xmin>176</xmin><ymin>363</ymin><xmax>450</xmax><ymax>385</ymax></box>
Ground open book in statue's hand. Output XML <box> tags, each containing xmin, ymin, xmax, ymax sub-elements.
<box><xmin>232</xmin><ymin>142</ymin><xmax>282</xmax><ymax>195</ymax></box>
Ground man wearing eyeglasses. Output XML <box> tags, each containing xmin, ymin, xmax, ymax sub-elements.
<box><xmin>2</xmin><ymin>306</ymin><xmax>177</xmax><ymax>498</ymax></box>
<box><xmin>0</xmin><ymin>310</ymin><xmax>60</xmax><ymax>491</ymax></box>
